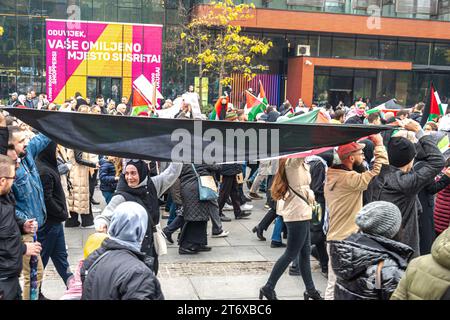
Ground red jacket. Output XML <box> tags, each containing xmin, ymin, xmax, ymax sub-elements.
<box><xmin>434</xmin><ymin>180</ymin><xmax>450</xmax><ymax>234</ymax></box>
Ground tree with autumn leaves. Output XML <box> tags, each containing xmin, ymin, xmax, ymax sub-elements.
<box><xmin>180</xmin><ymin>0</ymin><xmax>272</xmax><ymax>106</ymax></box>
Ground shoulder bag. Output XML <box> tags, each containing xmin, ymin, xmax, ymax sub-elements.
<box><xmin>288</xmin><ymin>186</ymin><xmax>322</xmax><ymax>226</ymax></box>
<box><xmin>192</xmin><ymin>164</ymin><xmax>218</xmax><ymax>201</ymax></box>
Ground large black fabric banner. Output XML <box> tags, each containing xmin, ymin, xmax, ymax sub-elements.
<box><xmin>6</xmin><ymin>108</ymin><xmax>391</xmax><ymax>163</ymax></box>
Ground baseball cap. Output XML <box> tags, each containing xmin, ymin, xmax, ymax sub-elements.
<box><xmin>337</xmin><ymin>142</ymin><xmax>365</xmax><ymax>160</ymax></box>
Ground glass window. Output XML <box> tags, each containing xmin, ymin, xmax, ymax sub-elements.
<box><xmin>314</xmin><ymin>74</ymin><xmax>330</xmax><ymax>102</ymax></box>
<box><xmin>397</xmin><ymin>41</ymin><xmax>415</xmax><ymax>62</ymax></box>
<box><xmin>17</xmin><ymin>54</ymin><xmax>44</xmax><ymax>76</ymax></box>
<box><xmin>0</xmin><ymin>52</ymin><xmax>17</xmax><ymax>73</ymax></box>
<box><xmin>0</xmin><ymin>16</ymin><xmax>17</xmax><ymax>54</ymax></box>
<box><xmin>43</xmin><ymin>0</ymin><xmax>67</xmax><ymax>19</ymax></box>
<box><xmin>332</xmin><ymin>36</ymin><xmax>355</xmax><ymax>58</ymax></box>
<box><xmin>309</xmin><ymin>35</ymin><xmax>319</xmax><ymax>56</ymax></box>
<box><xmin>395</xmin><ymin>71</ymin><xmax>412</xmax><ymax>105</ymax></box>
<box><xmin>93</xmin><ymin>0</ymin><xmax>119</xmax><ymax>21</ymax></box>
<box><xmin>376</xmin><ymin>70</ymin><xmax>396</xmax><ymax>100</ymax></box>
<box><xmin>0</xmin><ymin>0</ymin><xmax>17</xmax><ymax>13</ymax></box>
<box><xmin>379</xmin><ymin>40</ymin><xmax>397</xmax><ymax>60</ymax></box>
<box><xmin>118</xmin><ymin>7</ymin><xmax>141</xmax><ymax>23</ymax></box>
<box><xmin>17</xmin><ymin>17</ymin><xmax>44</xmax><ymax>54</ymax></box>
<box><xmin>319</xmin><ymin>36</ymin><xmax>332</xmax><ymax>57</ymax></box>
<box><xmin>17</xmin><ymin>0</ymin><xmax>42</xmax><ymax>15</ymax></box>
<box><xmin>80</xmin><ymin>0</ymin><xmax>94</xmax><ymax>21</ymax></box>
<box><xmin>432</xmin><ymin>43</ymin><xmax>450</xmax><ymax>66</ymax></box>
<box><xmin>415</xmin><ymin>42</ymin><xmax>431</xmax><ymax>64</ymax></box>
<box><xmin>356</xmin><ymin>38</ymin><xmax>379</xmax><ymax>59</ymax></box>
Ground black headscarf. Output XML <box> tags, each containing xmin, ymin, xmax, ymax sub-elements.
<box><xmin>125</xmin><ymin>159</ymin><xmax>148</xmax><ymax>184</ymax></box>
<box><xmin>37</xmin><ymin>141</ymin><xmax>58</xmax><ymax>169</ymax></box>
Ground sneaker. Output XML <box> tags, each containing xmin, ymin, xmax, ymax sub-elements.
<box><xmin>235</xmin><ymin>211</ymin><xmax>252</xmax><ymax>219</ymax></box>
<box><xmin>264</xmin><ymin>203</ymin><xmax>270</xmax><ymax>209</ymax></box>
<box><xmin>270</xmin><ymin>241</ymin><xmax>286</xmax><ymax>248</ymax></box>
<box><xmin>223</xmin><ymin>203</ymin><xmax>233</xmax><ymax>211</ymax></box>
<box><xmin>240</xmin><ymin>204</ymin><xmax>253</xmax><ymax>211</ymax></box>
<box><xmin>92</xmin><ymin>207</ymin><xmax>101</xmax><ymax>214</ymax></box>
<box><xmin>220</xmin><ymin>214</ymin><xmax>232</xmax><ymax>222</ymax></box>
<box><xmin>211</xmin><ymin>230</ymin><xmax>229</xmax><ymax>238</ymax></box>
<box><xmin>248</xmin><ymin>192</ymin><xmax>263</xmax><ymax>200</ymax></box>
<box><xmin>65</xmin><ymin>219</ymin><xmax>80</xmax><ymax>228</ymax></box>
<box><xmin>163</xmin><ymin>228</ymin><xmax>174</xmax><ymax>244</ymax></box>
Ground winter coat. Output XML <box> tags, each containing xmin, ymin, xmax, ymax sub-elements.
<box><xmin>0</xmin><ymin>193</ymin><xmax>27</xmax><ymax>279</ymax></box>
<box><xmin>221</xmin><ymin>163</ymin><xmax>242</xmax><ymax>176</ymax></box>
<box><xmin>276</xmin><ymin>158</ymin><xmax>314</xmax><ymax>222</ymax></box>
<box><xmin>416</xmin><ymin>164</ymin><xmax>450</xmax><ymax>255</ymax></box>
<box><xmin>330</xmin><ymin>232</ymin><xmax>413</xmax><ymax>300</ymax></box>
<box><xmin>410</xmin><ymin>112</ymin><xmax>423</xmax><ymax>124</ymax></box>
<box><xmin>80</xmin><ymin>238</ymin><xmax>164</xmax><ymax>300</ymax></box>
<box><xmin>324</xmin><ymin>145</ymin><xmax>388</xmax><ymax>241</ymax></box>
<box><xmin>67</xmin><ymin>150</ymin><xmax>96</xmax><ymax>214</ymax></box>
<box><xmin>12</xmin><ymin>133</ymin><xmax>51</xmax><ymax>228</ymax></box>
<box><xmin>180</xmin><ymin>164</ymin><xmax>220</xmax><ymax>222</ymax></box>
<box><xmin>434</xmin><ymin>180</ymin><xmax>450</xmax><ymax>234</ymax></box>
<box><xmin>366</xmin><ymin>135</ymin><xmax>445</xmax><ymax>257</ymax></box>
<box><xmin>99</xmin><ymin>158</ymin><xmax>117</xmax><ymax>193</ymax></box>
<box><xmin>36</xmin><ymin>142</ymin><xmax>69</xmax><ymax>224</ymax></box>
<box><xmin>169</xmin><ymin>178</ymin><xmax>182</xmax><ymax>205</ymax></box>
<box><xmin>391</xmin><ymin>228</ymin><xmax>450</xmax><ymax>300</ymax></box>
<box><xmin>345</xmin><ymin>115</ymin><xmax>364</xmax><ymax>125</ymax></box>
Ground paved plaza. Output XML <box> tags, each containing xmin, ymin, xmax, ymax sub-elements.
<box><xmin>38</xmin><ymin>188</ymin><xmax>327</xmax><ymax>300</ymax></box>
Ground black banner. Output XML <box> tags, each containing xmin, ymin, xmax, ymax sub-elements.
<box><xmin>6</xmin><ymin>108</ymin><xmax>391</xmax><ymax>163</ymax></box>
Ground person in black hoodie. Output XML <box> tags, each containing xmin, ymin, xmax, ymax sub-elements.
<box><xmin>36</xmin><ymin>141</ymin><xmax>73</xmax><ymax>286</ymax></box>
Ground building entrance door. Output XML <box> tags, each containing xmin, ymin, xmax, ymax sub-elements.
<box><xmin>329</xmin><ymin>89</ymin><xmax>352</xmax><ymax>107</ymax></box>
<box><xmin>87</xmin><ymin>77</ymin><xmax>122</xmax><ymax>102</ymax></box>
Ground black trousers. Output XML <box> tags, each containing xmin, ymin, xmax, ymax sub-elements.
<box><xmin>0</xmin><ymin>277</ymin><xmax>21</xmax><ymax>300</ymax></box>
<box><xmin>179</xmin><ymin>221</ymin><xmax>207</xmax><ymax>250</ymax></box>
<box><xmin>219</xmin><ymin>175</ymin><xmax>241</xmax><ymax>217</ymax></box>
<box><xmin>89</xmin><ymin>169</ymin><xmax>98</xmax><ymax>200</ymax></box>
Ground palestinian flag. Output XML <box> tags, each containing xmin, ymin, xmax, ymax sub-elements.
<box><xmin>244</xmin><ymin>90</ymin><xmax>262</xmax><ymax>115</ymax></box>
<box><xmin>421</xmin><ymin>83</ymin><xmax>445</xmax><ymax>127</ymax></box>
<box><xmin>278</xmin><ymin>109</ymin><xmax>330</xmax><ymax>124</ymax></box>
<box><xmin>210</xmin><ymin>96</ymin><xmax>230</xmax><ymax>120</ymax></box>
<box><xmin>131</xmin><ymin>89</ymin><xmax>150</xmax><ymax>116</ymax></box>
<box><xmin>248</xmin><ymin>80</ymin><xmax>268</xmax><ymax>121</ymax></box>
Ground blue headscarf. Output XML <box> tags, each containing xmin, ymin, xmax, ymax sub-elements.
<box><xmin>108</xmin><ymin>202</ymin><xmax>148</xmax><ymax>252</ymax></box>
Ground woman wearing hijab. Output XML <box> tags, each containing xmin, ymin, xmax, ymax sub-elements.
<box><xmin>94</xmin><ymin>160</ymin><xmax>182</xmax><ymax>275</ymax></box>
<box><xmin>81</xmin><ymin>202</ymin><xmax>163</xmax><ymax>300</ymax></box>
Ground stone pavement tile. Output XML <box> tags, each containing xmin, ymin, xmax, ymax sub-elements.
<box><xmin>222</xmin><ymin>223</ymin><xmax>267</xmax><ymax>247</ymax></box>
<box><xmin>159</xmin><ymin>277</ymin><xmax>199</xmax><ymax>300</ymax></box>
<box><xmin>41</xmin><ymin>279</ymin><xmax>65</xmax><ymax>300</ymax></box>
<box><xmin>188</xmin><ymin>274</ymin><xmax>326</xmax><ymax>300</ymax></box>
<box><xmin>160</xmin><ymin>246</ymin><xmax>268</xmax><ymax>264</ymax></box>
<box><xmin>254</xmin><ymin>245</ymin><xmax>289</xmax><ymax>262</ymax></box>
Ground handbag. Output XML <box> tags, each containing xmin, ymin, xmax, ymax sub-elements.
<box><xmin>153</xmin><ymin>223</ymin><xmax>167</xmax><ymax>256</ymax></box>
<box><xmin>192</xmin><ymin>164</ymin><xmax>218</xmax><ymax>201</ymax></box>
<box><xmin>288</xmin><ymin>186</ymin><xmax>322</xmax><ymax>226</ymax></box>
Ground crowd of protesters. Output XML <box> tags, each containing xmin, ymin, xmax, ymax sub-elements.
<box><xmin>0</xmin><ymin>85</ymin><xmax>449</xmax><ymax>301</ymax></box>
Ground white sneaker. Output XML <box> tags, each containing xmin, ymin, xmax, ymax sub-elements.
<box><xmin>211</xmin><ymin>230</ymin><xmax>229</xmax><ymax>238</ymax></box>
<box><xmin>92</xmin><ymin>207</ymin><xmax>102</xmax><ymax>213</ymax></box>
<box><xmin>240</xmin><ymin>204</ymin><xmax>253</xmax><ymax>211</ymax></box>
<box><xmin>223</xmin><ymin>203</ymin><xmax>233</xmax><ymax>211</ymax></box>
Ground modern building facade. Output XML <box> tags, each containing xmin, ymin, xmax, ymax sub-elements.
<box><xmin>194</xmin><ymin>0</ymin><xmax>450</xmax><ymax>107</ymax></box>
<box><xmin>1</xmin><ymin>0</ymin><xmax>449</xmax><ymax>108</ymax></box>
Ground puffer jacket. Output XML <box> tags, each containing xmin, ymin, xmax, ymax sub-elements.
<box><xmin>99</xmin><ymin>157</ymin><xmax>117</xmax><ymax>192</ymax></box>
<box><xmin>180</xmin><ymin>164</ymin><xmax>220</xmax><ymax>221</ymax></box>
<box><xmin>80</xmin><ymin>238</ymin><xmax>164</xmax><ymax>300</ymax></box>
<box><xmin>434</xmin><ymin>182</ymin><xmax>450</xmax><ymax>234</ymax></box>
<box><xmin>330</xmin><ymin>232</ymin><xmax>413</xmax><ymax>300</ymax></box>
<box><xmin>221</xmin><ymin>163</ymin><xmax>242</xmax><ymax>176</ymax></box>
<box><xmin>67</xmin><ymin>150</ymin><xmax>96</xmax><ymax>214</ymax></box>
<box><xmin>276</xmin><ymin>158</ymin><xmax>314</xmax><ymax>222</ymax></box>
<box><xmin>391</xmin><ymin>228</ymin><xmax>450</xmax><ymax>300</ymax></box>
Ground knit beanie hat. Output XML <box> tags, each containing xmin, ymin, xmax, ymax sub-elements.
<box><xmin>388</xmin><ymin>137</ymin><xmax>416</xmax><ymax>168</ymax></box>
<box><xmin>125</xmin><ymin>159</ymin><xmax>148</xmax><ymax>184</ymax></box>
<box><xmin>355</xmin><ymin>201</ymin><xmax>402</xmax><ymax>239</ymax></box>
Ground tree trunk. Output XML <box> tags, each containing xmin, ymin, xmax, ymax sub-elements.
<box><xmin>218</xmin><ymin>59</ymin><xmax>224</xmax><ymax>97</ymax></box>
<box><xmin>198</xmin><ymin>40</ymin><xmax>203</xmax><ymax>108</ymax></box>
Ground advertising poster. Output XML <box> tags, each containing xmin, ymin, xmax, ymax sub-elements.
<box><xmin>46</xmin><ymin>19</ymin><xmax>162</xmax><ymax>103</ymax></box>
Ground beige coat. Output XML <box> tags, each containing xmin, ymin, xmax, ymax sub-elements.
<box><xmin>324</xmin><ymin>145</ymin><xmax>388</xmax><ymax>241</ymax></box>
<box><xmin>67</xmin><ymin>149</ymin><xmax>91</xmax><ymax>214</ymax></box>
<box><xmin>276</xmin><ymin>158</ymin><xmax>315</xmax><ymax>222</ymax></box>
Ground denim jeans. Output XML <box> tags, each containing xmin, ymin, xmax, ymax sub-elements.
<box><xmin>168</xmin><ymin>201</ymin><xmax>177</xmax><ymax>225</ymax></box>
<box><xmin>37</xmin><ymin>222</ymin><xmax>73</xmax><ymax>285</ymax></box>
<box><xmin>266</xmin><ymin>220</ymin><xmax>315</xmax><ymax>291</ymax></box>
<box><xmin>102</xmin><ymin>191</ymin><xmax>114</xmax><ymax>204</ymax></box>
<box><xmin>271</xmin><ymin>216</ymin><xmax>283</xmax><ymax>242</ymax></box>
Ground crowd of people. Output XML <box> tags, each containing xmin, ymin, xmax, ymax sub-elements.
<box><xmin>0</xmin><ymin>86</ymin><xmax>449</xmax><ymax>301</ymax></box>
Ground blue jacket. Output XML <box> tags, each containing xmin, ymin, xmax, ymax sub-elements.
<box><xmin>12</xmin><ymin>134</ymin><xmax>51</xmax><ymax>228</ymax></box>
<box><xmin>99</xmin><ymin>157</ymin><xmax>117</xmax><ymax>192</ymax></box>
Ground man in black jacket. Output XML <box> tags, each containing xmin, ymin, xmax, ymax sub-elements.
<box><xmin>36</xmin><ymin>142</ymin><xmax>73</xmax><ymax>286</ymax></box>
<box><xmin>219</xmin><ymin>164</ymin><xmax>251</xmax><ymax>221</ymax></box>
<box><xmin>0</xmin><ymin>154</ymin><xmax>41</xmax><ymax>300</ymax></box>
<box><xmin>366</xmin><ymin>121</ymin><xmax>445</xmax><ymax>257</ymax></box>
